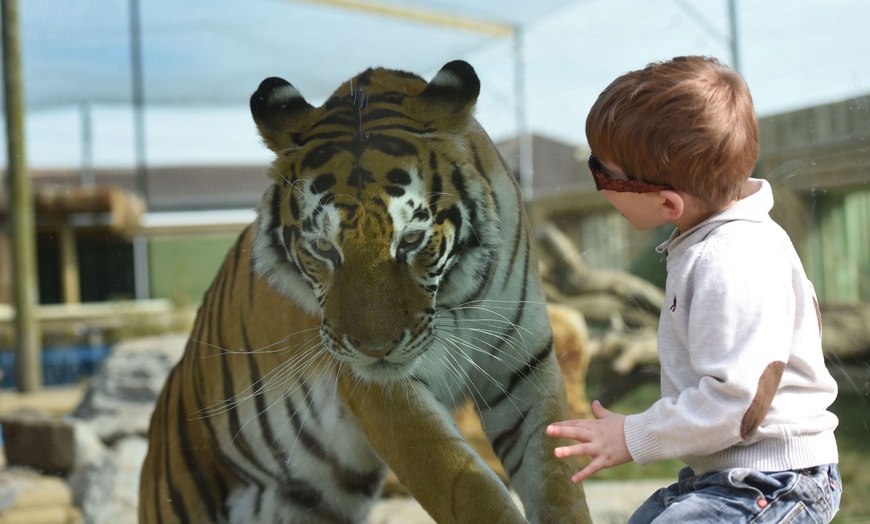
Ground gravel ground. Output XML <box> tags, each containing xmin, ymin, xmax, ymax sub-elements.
<box><xmin>368</xmin><ymin>479</ymin><xmax>668</xmax><ymax>523</ymax></box>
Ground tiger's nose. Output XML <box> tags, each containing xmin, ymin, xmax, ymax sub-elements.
<box><xmin>346</xmin><ymin>338</ymin><xmax>399</xmax><ymax>358</ymax></box>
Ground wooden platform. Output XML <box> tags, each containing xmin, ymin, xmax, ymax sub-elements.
<box><xmin>0</xmin><ymin>385</ymin><xmax>86</xmax><ymax>418</ymax></box>
<box><xmin>0</xmin><ymin>299</ymin><xmax>192</xmax><ymax>349</ymax></box>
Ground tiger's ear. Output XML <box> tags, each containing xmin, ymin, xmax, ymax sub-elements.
<box><xmin>411</xmin><ymin>60</ymin><xmax>480</xmax><ymax>130</ymax></box>
<box><xmin>250</xmin><ymin>77</ymin><xmax>316</xmax><ymax>152</ymax></box>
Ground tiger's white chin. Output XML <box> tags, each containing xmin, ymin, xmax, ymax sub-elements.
<box><xmin>352</xmin><ymin>358</ymin><xmax>418</xmax><ymax>383</ymax></box>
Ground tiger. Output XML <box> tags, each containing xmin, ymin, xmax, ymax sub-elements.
<box><xmin>139</xmin><ymin>60</ymin><xmax>592</xmax><ymax>524</ymax></box>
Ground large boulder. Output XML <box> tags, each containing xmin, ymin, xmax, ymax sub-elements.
<box><xmin>72</xmin><ymin>333</ymin><xmax>186</xmax><ymax>444</ymax></box>
<box><xmin>68</xmin><ymin>333</ymin><xmax>185</xmax><ymax>524</ymax></box>
<box><xmin>67</xmin><ymin>435</ymin><xmax>147</xmax><ymax>524</ymax></box>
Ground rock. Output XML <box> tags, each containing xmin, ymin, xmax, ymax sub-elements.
<box><xmin>0</xmin><ymin>409</ymin><xmax>76</xmax><ymax>475</ymax></box>
<box><xmin>65</xmin><ymin>333</ymin><xmax>185</xmax><ymax>523</ymax></box>
<box><xmin>67</xmin><ymin>437</ymin><xmax>147</xmax><ymax>524</ymax></box>
<box><xmin>0</xmin><ymin>467</ymin><xmax>81</xmax><ymax>523</ymax></box>
<box><xmin>72</xmin><ymin>333</ymin><xmax>186</xmax><ymax>444</ymax></box>
<box><xmin>70</xmin><ymin>422</ymin><xmax>108</xmax><ymax>476</ymax></box>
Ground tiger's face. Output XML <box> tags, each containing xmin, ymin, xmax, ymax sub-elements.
<box><xmin>251</xmin><ymin>62</ymin><xmax>500</xmax><ymax>382</ymax></box>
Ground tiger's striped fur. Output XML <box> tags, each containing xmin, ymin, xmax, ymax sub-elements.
<box><xmin>139</xmin><ymin>61</ymin><xmax>591</xmax><ymax>523</ymax></box>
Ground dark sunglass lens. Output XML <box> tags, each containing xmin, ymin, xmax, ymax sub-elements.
<box><xmin>588</xmin><ymin>155</ymin><xmax>601</xmax><ymax>175</ymax></box>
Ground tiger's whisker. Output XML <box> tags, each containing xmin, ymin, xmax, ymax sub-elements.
<box><xmin>192</xmin><ymin>327</ymin><xmax>320</xmax><ymax>358</ymax></box>
<box><xmin>190</xmin><ymin>342</ymin><xmax>324</xmax><ymax>420</ymax></box>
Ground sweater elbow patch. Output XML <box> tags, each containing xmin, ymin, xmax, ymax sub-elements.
<box><xmin>813</xmin><ymin>296</ymin><xmax>822</xmax><ymax>337</ymax></box>
<box><xmin>740</xmin><ymin>361</ymin><xmax>786</xmax><ymax>439</ymax></box>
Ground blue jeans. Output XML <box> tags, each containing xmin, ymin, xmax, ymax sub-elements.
<box><xmin>629</xmin><ymin>464</ymin><xmax>841</xmax><ymax>523</ymax></box>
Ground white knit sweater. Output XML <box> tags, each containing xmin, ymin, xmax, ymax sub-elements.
<box><xmin>623</xmin><ymin>178</ymin><xmax>839</xmax><ymax>475</ymax></box>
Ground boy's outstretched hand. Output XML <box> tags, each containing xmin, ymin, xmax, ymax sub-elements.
<box><xmin>546</xmin><ymin>400</ymin><xmax>632</xmax><ymax>483</ymax></box>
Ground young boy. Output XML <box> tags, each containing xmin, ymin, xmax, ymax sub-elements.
<box><xmin>546</xmin><ymin>56</ymin><xmax>842</xmax><ymax>522</ymax></box>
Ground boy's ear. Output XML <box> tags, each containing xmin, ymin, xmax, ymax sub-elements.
<box><xmin>659</xmin><ymin>190</ymin><xmax>685</xmax><ymax>221</ymax></box>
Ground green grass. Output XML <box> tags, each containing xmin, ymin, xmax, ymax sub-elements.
<box><xmin>827</xmin><ymin>367</ymin><xmax>870</xmax><ymax>523</ymax></box>
<box><xmin>588</xmin><ymin>378</ymin><xmax>870</xmax><ymax>522</ymax></box>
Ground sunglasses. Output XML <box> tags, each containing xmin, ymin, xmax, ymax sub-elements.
<box><xmin>587</xmin><ymin>154</ymin><xmax>673</xmax><ymax>193</ymax></box>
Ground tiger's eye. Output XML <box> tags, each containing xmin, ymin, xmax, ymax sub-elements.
<box><xmin>316</xmin><ymin>238</ymin><xmax>334</xmax><ymax>252</ymax></box>
<box><xmin>401</xmin><ymin>231</ymin><xmax>422</xmax><ymax>246</ymax></box>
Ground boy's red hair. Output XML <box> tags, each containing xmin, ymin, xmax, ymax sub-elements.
<box><xmin>586</xmin><ymin>56</ymin><xmax>759</xmax><ymax>208</ymax></box>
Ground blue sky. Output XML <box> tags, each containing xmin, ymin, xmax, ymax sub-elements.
<box><xmin>4</xmin><ymin>0</ymin><xmax>870</xmax><ymax>169</ymax></box>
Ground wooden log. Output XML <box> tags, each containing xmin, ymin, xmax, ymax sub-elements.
<box><xmin>537</xmin><ymin>223</ymin><xmax>664</xmax><ymax>320</ymax></box>
<box><xmin>0</xmin><ymin>506</ymin><xmax>80</xmax><ymax>524</ymax></box>
<box><xmin>544</xmin><ymin>285</ymin><xmax>661</xmax><ymax>331</ymax></box>
<box><xmin>819</xmin><ymin>302</ymin><xmax>870</xmax><ymax>361</ymax></box>
<box><xmin>58</xmin><ymin>222</ymin><xmax>81</xmax><ymax>304</ymax></box>
<box><xmin>31</xmin><ymin>185</ymin><xmax>144</xmax><ymax>237</ymax></box>
<box><xmin>0</xmin><ymin>468</ymin><xmax>78</xmax><ymax>524</ymax></box>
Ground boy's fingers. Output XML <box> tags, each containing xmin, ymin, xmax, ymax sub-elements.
<box><xmin>547</xmin><ymin>420</ymin><xmax>597</xmax><ymax>438</ymax></box>
<box><xmin>591</xmin><ymin>400</ymin><xmax>613</xmax><ymax>418</ymax></box>
<box><xmin>547</xmin><ymin>419</ymin><xmax>588</xmax><ymax>429</ymax></box>
<box><xmin>546</xmin><ymin>424</ymin><xmax>594</xmax><ymax>441</ymax></box>
<box><xmin>554</xmin><ymin>442</ymin><xmax>596</xmax><ymax>459</ymax></box>
<box><xmin>571</xmin><ymin>461</ymin><xmax>603</xmax><ymax>483</ymax></box>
